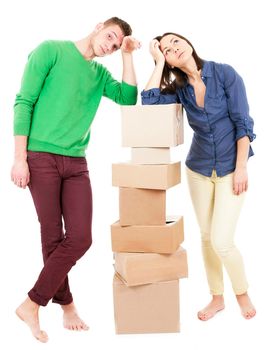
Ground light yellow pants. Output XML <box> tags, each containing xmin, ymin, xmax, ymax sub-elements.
<box><xmin>186</xmin><ymin>166</ymin><xmax>248</xmax><ymax>295</ymax></box>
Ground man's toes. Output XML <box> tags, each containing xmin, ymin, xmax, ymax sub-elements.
<box><xmin>81</xmin><ymin>322</ymin><xmax>89</xmax><ymax>331</ymax></box>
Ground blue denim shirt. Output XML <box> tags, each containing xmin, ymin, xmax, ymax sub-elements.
<box><xmin>141</xmin><ymin>61</ymin><xmax>256</xmax><ymax>177</ymax></box>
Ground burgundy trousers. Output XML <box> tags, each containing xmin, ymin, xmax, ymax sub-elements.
<box><xmin>27</xmin><ymin>151</ymin><xmax>93</xmax><ymax>306</ymax></box>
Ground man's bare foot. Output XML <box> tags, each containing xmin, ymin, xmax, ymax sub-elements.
<box><xmin>62</xmin><ymin>302</ymin><xmax>89</xmax><ymax>331</ymax></box>
<box><xmin>236</xmin><ymin>292</ymin><xmax>256</xmax><ymax>319</ymax></box>
<box><xmin>197</xmin><ymin>295</ymin><xmax>225</xmax><ymax>321</ymax></box>
<box><xmin>15</xmin><ymin>297</ymin><xmax>48</xmax><ymax>343</ymax></box>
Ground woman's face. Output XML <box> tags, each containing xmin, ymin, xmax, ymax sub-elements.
<box><xmin>159</xmin><ymin>34</ymin><xmax>193</xmax><ymax>67</ymax></box>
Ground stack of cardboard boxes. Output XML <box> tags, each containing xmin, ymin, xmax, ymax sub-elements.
<box><xmin>111</xmin><ymin>104</ymin><xmax>188</xmax><ymax>334</ymax></box>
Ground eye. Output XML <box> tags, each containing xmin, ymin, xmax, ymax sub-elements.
<box><xmin>173</xmin><ymin>39</ymin><xmax>179</xmax><ymax>44</ymax></box>
<box><xmin>107</xmin><ymin>34</ymin><xmax>112</xmax><ymax>40</ymax></box>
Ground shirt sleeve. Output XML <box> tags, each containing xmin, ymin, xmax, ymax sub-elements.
<box><xmin>103</xmin><ymin>70</ymin><xmax>137</xmax><ymax>105</ymax></box>
<box><xmin>13</xmin><ymin>41</ymin><xmax>55</xmax><ymax>136</ymax></box>
<box><xmin>223</xmin><ymin>64</ymin><xmax>256</xmax><ymax>142</ymax></box>
<box><xmin>141</xmin><ymin>88</ymin><xmax>179</xmax><ymax>105</ymax></box>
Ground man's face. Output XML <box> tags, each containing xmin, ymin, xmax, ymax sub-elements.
<box><xmin>92</xmin><ymin>24</ymin><xmax>125</xmax><ymax>57</ymax></box>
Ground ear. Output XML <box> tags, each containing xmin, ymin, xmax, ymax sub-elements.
<box><xmin>94</xmin><ymin>22</ymin><xmax>104</xmax><ymax>32</ymax></box>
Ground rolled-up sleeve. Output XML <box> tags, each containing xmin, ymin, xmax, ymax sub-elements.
<box><xmin>223</xmin><ymin>64</ymin><xmax>256</xmax><ymax>142</ymax></box>
<box><xmin>141</xmin><ymin>88</ymin><xmax>178</xmax><ymax>105</ymax></box>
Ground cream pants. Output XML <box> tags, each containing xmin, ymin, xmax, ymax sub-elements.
<box><xmin>186</xmin><ymin>167</ymin><xmax>248</xmax><ymax>295</ymax></box>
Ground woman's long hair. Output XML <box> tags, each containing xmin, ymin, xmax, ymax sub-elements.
<box><xmin>154</xmin><ymin>33</ymin><xmax>204</xmax><ymax>93</ymax></box>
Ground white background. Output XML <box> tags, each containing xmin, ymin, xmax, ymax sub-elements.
<box><xmin>0</xmin><ymin>0</ymin><xmax>264</xmax><ymax>349</ymax></box>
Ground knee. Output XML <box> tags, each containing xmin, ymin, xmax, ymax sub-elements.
<box><xmin>70</xmin><ymin>232</ymin><xmax>92</xmax><ymax>259</ymax></box>
<box><xmin>201</xmin><ymin>231</ymin><xmax>211</xmax><ymax>247</ymax></box>
<box><xmin>80</xmin><ymin>236</ymin><xmax>92</xmax><ymax>255</ymax></box>
<box><xmin>211</xmin><ymin>238</ymin><xmax>235</xmax><ymax>258</ymax></box>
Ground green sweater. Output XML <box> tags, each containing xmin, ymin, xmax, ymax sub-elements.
<box><xmin>14</xmin><ymin>40</ymin><xmax>137</xmax><ymax>157</ymax></box>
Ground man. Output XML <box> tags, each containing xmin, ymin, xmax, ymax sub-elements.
<box><xmin>11</xmin><ymin>17</ymin><xmax>140</xmax><ymax>343</ymax></box>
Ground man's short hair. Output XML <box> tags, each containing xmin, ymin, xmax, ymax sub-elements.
<box><xmin>104</xmin><ymin>17</ymin><xmax>132</xmax><ymax>37</ymax></box>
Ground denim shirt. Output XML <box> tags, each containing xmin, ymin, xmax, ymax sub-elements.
<box><xmin>141</xmin><ymin>61</ymin><xmax>256</xmax><ymax>177</ymax></box>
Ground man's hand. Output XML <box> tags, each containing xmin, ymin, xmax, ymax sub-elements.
<box><xmin>11</xmin><ymin>159</ymin><xmax>30</xmax><ymax>189</ymax></box>
<box><xmin>121</xmin><ymin>36</ymin><xmax>141</xmax><ymax>54</ymax></box>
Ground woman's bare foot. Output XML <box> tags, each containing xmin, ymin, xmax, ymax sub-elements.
<box><xmin>197</xmin><ymin>295</ymin><xmax>225</xmax><ymax>321</ymax></box>
<box><xmin>62</xmin><ymin>302</ymin><xmax>89</xmax><ymax>331</ymax></box>
<box><xmin>236</xmin><ymin>292</ymin><xmax>256</xmax><ymax>319</ymax></box>
<box><xmin>15</xmin><ymin>297</ymin><xmax>48</xmax><ymax>343</ymax></box>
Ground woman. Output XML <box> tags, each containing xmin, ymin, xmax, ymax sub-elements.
<box><xmin>141</xmin><ymin>33</ymin><xmax>256</xmax><ymax>321</ymax></box>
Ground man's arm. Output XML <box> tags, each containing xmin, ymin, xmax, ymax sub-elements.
<box><xmin>12</xmin><ymin>41</ymin><xmax>55</xmax><ymax>189</ymax></box>
<box><xmin>121</xmin><ymin>36</ymin><xmax>140</xmax><ymax>86</ymax></box>
<box><xmin>102</xmin><ymin>36</ymin><xmax>140</xmax><ymax>105</ymax></box>
<box><xmin>11</xmin><ymin>136</ymin><xmax>30</xmax><ymax>189</ymax></box>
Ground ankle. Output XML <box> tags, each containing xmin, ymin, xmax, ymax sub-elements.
<box><xmin>236</xmin><ymin>292</ymin><xmax>248</xmax><ymax>298</ymax></box>
<box><xmin>23</xmin><ymin>297</ymin><xmax>40</xmax><ymax>310</ymax></box>
<box><xmin>61</xmin><ymin>302</ymin><xmax>76</xmax><ymax>311</ymax></box>
<box><xmin>211</xmin><ymin>295</ymin><xmax>224</xmax><ymax>303</ymax></box>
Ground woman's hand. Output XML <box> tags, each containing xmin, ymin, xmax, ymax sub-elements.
<box><xmin>149</xmin><ymin>39</ymin><xmax>165</xmax><ymax>64</ymax></box>
<box><xmin>233</xmin><ymin>167</ymin><xmax>248</xmax><ymax>195</ymax></box>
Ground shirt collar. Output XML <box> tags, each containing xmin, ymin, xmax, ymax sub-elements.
<box><xmin>201</xmin><ymin>61</ymin><xmax>212</xmax><ymax>78</ymax></box>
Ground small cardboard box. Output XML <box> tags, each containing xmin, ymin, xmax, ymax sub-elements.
<box><xmin>131</xmin><ymin>147</ymin><xmax>171</xmax><ymax>164</ymax></box>
<box><xmin>114</xmin><ymin>247</ymin><xmax>188</xmax><ymax>286</ymax></box>
<box><xmin>121</xmin><ymin>104</ymin><xmax>183</xmax><ymax>147</ymax></box>
<box><xmin>111</xmin><ymin>216</ymin><xmax>184</xmax><ymax>253</ymax></box>
<box><xmin>113</xmin><ymin>274</ymin><xmax>180</xmax><ymax>334</ymax></box>
<box><xmin>119</xmin><ymin>187</ymin><xmax>166</xmax><ymax>226</ymax></box>
<box><xmin>112</xmin><ymin>162</ymin><xmax>181</xmax><ymax>190</ymax></box>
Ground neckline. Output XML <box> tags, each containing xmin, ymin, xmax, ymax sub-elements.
<box><xmin>68</xmin><ymin>41</ymin><xmax>94</xmax><ymax>64</ymax></box>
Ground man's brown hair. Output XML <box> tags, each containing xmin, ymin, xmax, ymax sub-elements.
<box><xmin>104</xmin><ymin>17</ymin><xmax>132</xmax><ymax>36</ymax></box>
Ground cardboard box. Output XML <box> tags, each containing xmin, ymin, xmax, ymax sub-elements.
<box><xmin>113</xmin><ymin>274</ymin><xmax>180</xmax><ymax>334</ymax></box>
<box><xmin>119</xmin><ymin>187</ymin><xmax>166</xmax><ymax>226</ymax></box>
<box><xmin>111</xmin><ymin>216</ymin><xmax>184</xmax><ymax>253</ymax></box>
<box><xmin>131</xmin><ymin>147</ymin><xmax>171</xmax><ymax>164</ymax></box>
<box><xmin>112</xmin><ymin>162</ymin><xmax>181</xmax><ymax>190</ymax></box>
<box><xmin>114</xmin><ymin>247</ymin><xmax>188</xmax><ymax>286</ymax></box>
<box><xmin>121</xmin><ymin>104</ymin><xmax>183</xmax><ymax>147</ymax></box>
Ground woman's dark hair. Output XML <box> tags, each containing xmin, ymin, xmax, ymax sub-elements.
<box><xmin>154</xmin><ymin>32</ymin><xmax>204</xmax><ymax>93</ymax></box>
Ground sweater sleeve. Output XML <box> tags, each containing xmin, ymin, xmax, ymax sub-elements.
<box><xmin>141</xmin><ymin>88</ymin><xmax>178</xmax><ymax>105</ymax></box>
<box><xmin>223</xmin><ymin>64</ymin><xmax>256</xmax><ymax>142</ymax></box>
<box><xmin>13</xmin><ymin>41</ymin><xmax>55</xmax><ymax>136</ymax></box>
<box><xmin>103</xmin><ymin>70</ymin><xmax>137</xmax><ymax>105</ymax></box>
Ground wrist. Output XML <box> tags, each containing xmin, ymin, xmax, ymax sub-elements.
<box><xmin>15</xmin><ymin>153</ymin><xmax>27</xmax><ymax>162</ymax></box>
<box><xmin>121</xmin><ymin>51</ymin><xmax>133</xmax><ymax>58</ymax></box>
<box><xmin>235</xmin><ymin>163</ymin><xmax>247</xmax><ymax>170</ymax></box>
<box><xmin>155</xmin><ymin>59</ymin><xmax>165</xmax><ymax>66</ymax></box>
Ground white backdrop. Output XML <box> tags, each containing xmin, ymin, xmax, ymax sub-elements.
<box><xmin>0</xmin><ymin>0</ymin><xmax>264</xmax><ymax>349</ymax></box>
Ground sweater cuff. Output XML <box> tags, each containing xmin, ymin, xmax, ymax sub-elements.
<box><xmin>121</xmin><ymin>81</ymin><xmax>137</xmax><ymax>105</ymax></box>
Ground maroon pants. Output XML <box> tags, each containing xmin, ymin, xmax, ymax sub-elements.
<box><xmin>27</xmin><ymin>151</ymin><xmax>93</xmax><ymax>306</ymax></box>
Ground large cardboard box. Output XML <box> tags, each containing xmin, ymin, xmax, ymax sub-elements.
<box><xmin>121</xmin><ymin>104</ymin><xmax>183</xmax><ymax>147</ymax></box>
<box><xmin>113</xmin><ymin>274</ymin><xmax>180</xmax><ymax>334</ymax></box>
<box><xmin>111</xmin><ymin>216</ymin><xmax>184</xmax><ymax>254</ymax></box>
<box><xmin>112</xmin><ymin>162</ymin><xmax>181</xmax><ymax>190</ymax></box>
<box><xmin>119</xmin><ymin>187</ymin><xmax>166</xmax><ymax>226</ymax></box>
<box><xmin>131</xmin><ymin>147</ymin><xmax>171</xmax><ymax>164</ymax></box>
<box><xmin>114</xmin><ymin>247</ymin><xmax>188</xmax><ymax>286</ymax></box>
